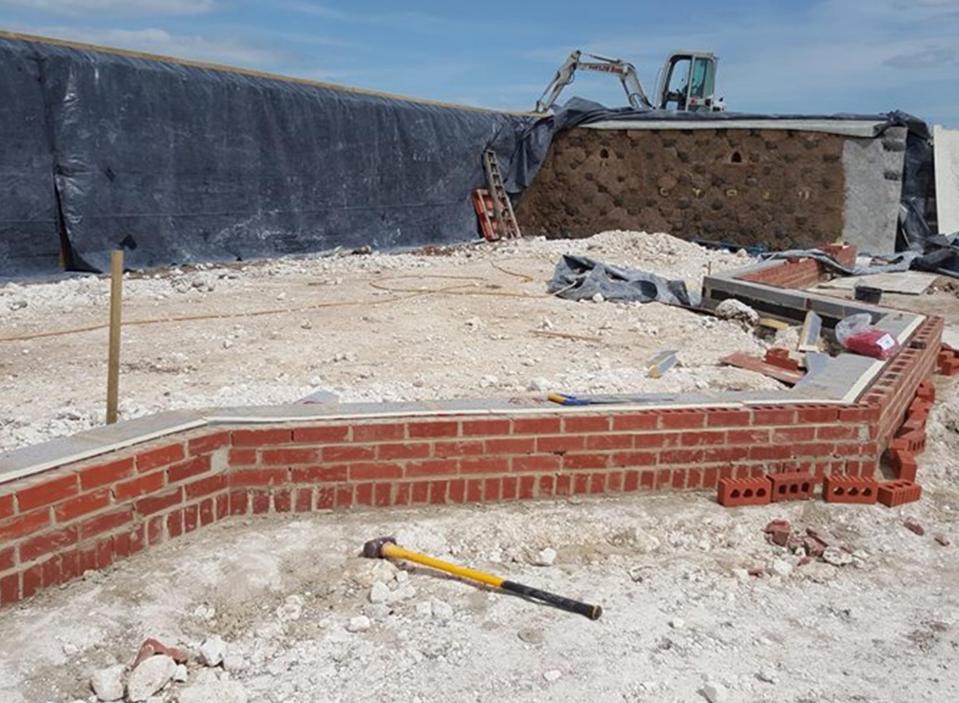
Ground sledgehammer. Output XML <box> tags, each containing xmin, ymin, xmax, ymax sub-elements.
<box><xmin>362</xmin><ymin>536</ymin><xmax>602</xmax><ymax>620</ymax></box>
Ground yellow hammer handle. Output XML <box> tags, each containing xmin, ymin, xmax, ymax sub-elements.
<box><xmin>382</xmin><ymin>543</ymin><xmax>505</xmax><ymax>588</ymax></box>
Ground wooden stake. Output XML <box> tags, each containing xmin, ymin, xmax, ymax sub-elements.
<box><xmin>106</xmin><ymin>249</ymin><xmax>123</xmax><ymax>424</ymax></box>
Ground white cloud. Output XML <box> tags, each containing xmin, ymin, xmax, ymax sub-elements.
<box><xmin>0</xmin><ymin>0</ymin><xmax>213</xmax><ymax>14</ymax></box>
<box><xmin>25</xmin><ymin>26</ymin><xmax>285</xmax><ymax>68</ymax></box>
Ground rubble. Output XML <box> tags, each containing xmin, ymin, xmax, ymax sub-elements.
<box><xmin>126</xmin><ymin>654</ymin><xmax>176</xmax><ymax>702</ymax></box>
<box><xmin>822</xmin><ymin>547</ymin><xmax>854</xmax><ymax>567</ymax></box>
<box><xmin>903</xmin><ymin>517</ymin><xmax>925</xmax><ymax>536</ymax></box>
<box><xmin>90</xmin><ymin>665</ymin><xmax>125</xmax><ymax>702</ymax></box>
<box><xmin>198</xmin><ymin>636</ymin><xmax>226</xmax><ymax>667</ymax></box>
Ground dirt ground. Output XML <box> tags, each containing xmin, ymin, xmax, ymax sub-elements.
<box><xmin>3</xmin><ymin>233</ymin><xmax>959</xmax><ymax>703</ymax></box>
<box><xmin>0</xmin><ymin>372</ymin><xmax>956</xmax><ymax>703</ymax></box>
<box><xmin>0</xmin><ymin>231</ymin><xmax>773</xmax><ymax>453</ymax></box>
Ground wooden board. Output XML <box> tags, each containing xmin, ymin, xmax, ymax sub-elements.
<box><xmin>720</xmin><ymin>352</ymin><xmax>804</xmax><ymax>385</ymax></box>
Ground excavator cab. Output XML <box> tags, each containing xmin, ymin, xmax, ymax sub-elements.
<box><xmin>655</xmin><ymin>52</ymin><xmax>723</xmax><ymax>112</ymax></box>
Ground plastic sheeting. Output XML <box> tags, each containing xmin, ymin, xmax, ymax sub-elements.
<box><xmin>0</xmin><ymin>34</ymin><xmax>532</xmax><ymax>276</ymax></box>
<box><xmin>547</xmin><ymin>255</ymin><xmax>700</xmax><ymax>308</ymax></box>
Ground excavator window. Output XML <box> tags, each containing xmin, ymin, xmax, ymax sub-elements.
<box><xmin>690</xmin><ymin>57</ymin><xmax>715</xmax><ymax>100</ymax></box>
<box><xmin>661</xmin><ymin>56</ymin><xmax>691</xmax><ymax>110</ymax></box>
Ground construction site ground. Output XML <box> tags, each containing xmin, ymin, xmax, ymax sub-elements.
<box><xmin>1</xmin><ymin>231</ymin><xmax>771</xmax><ymax>453</ymax></box>
<box><xmin>2</xmin><ymin>232</ymin><xmax>959</xmax><ymax>702</ymax></box>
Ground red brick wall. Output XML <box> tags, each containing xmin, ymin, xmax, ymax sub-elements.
<box><xmin>739</xmin><ymin>244</ymin><xmax>856</xmax><ymax>288</ymax></box>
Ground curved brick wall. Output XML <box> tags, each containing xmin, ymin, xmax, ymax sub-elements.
<box><xmin>0</xmin><ymin>252</ymin><xmax>943</xmax><ymax>608</ymax></box>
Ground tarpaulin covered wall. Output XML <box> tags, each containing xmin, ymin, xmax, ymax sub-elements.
<box><xmin>0</xmin><ymin>33</ymin><xmax>532</xmax><ymax>277</ymax></box>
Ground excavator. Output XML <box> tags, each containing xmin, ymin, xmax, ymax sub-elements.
<box><xmin>534</xmin><ymin>49</ymin><xmax>725</xmax><ymax>114</ymax></box>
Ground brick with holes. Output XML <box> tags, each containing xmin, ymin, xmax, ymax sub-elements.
<box><xmin>716</xmin><ymin>476</ymin><xmax>772</xmax><ymax>507</ymax></box>
<box><xmin>891</xmin><ymin>429</ymin><xmax>926</xmax><ymax>455</ymax></box>
<box><xmin>877</xmin><ymin>480</ymin><xmax>922</xmax><ymax>507</ymax></box>
<box><xmin>769</xmin><ymin>471</ymin><xmax>818</xmax><ymax>502</ymax></box>
<box><xmin>822</xmin><ymin>474</ymin><xmax>879</xmax><ymax>504</ymax></box>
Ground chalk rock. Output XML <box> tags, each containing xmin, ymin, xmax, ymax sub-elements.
<box><xmin>387</xmin><ymin>584</ymin><xmax>417</xmax><ymax>603</ymax></box>
<box><xmin>346</xmin><ymin>616</ymin><xmax>371</xmax><ymax>633</ymax></box>
<box><xmin>715</xmin><ymin>298</ymin><xmax>758</xmax><ymax>326</ymax></box>
<box><xmin>90</xmin><ymin>664</ymin><xmax>125</xmax><ymax>701</ymax></box>
<box><xmin>770</xmin><ymin>559</ymin><xmax>793</xmax><ymax>578</ymax></box>
<box><xmin>173</xmin><ymin>664</ymin><xmax>189</xmax><ymax>682</ymax></box>
<box><xmin>533</xmin><ymin>547</ymin><xmax>557</xmax><ymax>566</ymax></box>
<box><xmin>430</xmin><ymin>598</ymin><xmax>453</xmax><ymax>621</ymax></box>
<box><xmin>543</xmin><ymin>669</ymin><xmax>563</xmax><ymax>682</ymax></box>
<box><xmin>701</xmin><ymin>681</ymin><xmax>728</xmax><ymax>703</ymax></box>
<box><xmin>222</xmin><ymin>655</ymin><xmax>247</xmax><ymax>673</ymax></box>
<box><xmin>199</xmin><ymin>636</ymin><xmax>226</xmax><ymax>667</ymax></box>
<box><xmin>822</xmin><ymin>546</ymin><xmax>853</xmax><ymax>567</ymax></box>
<box><xmin>527</xmin><ymin>377</ymin><xmax>550</xmax><ymax>392</ymax></box>
<box><xmin>369</xmin><ymin>581</ymin><xmax>391</xmax><ymax>604</ymax></box>
<box><xmin>177</xmin><ymin>680</ymin><xmax>248</xmax><ymax>703</ymax></box>
<box><xmin>126</xmin><ymin>654</ymin><xmax>176</xmax><ymax>702</ymax></box>
<box><xmin>276</xmin><ymin>594</ymin><xmax>304</xmax><ymax>621</ymax></box>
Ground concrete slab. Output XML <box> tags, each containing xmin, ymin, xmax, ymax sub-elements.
<box><xmin>841</xmin><ymin>127</ymin><xmax>906</xmax><ymax>254</ymax></box>
<box><xmin>817</xmin><ymin>271</ymin><xmax>936</xmax><ymax>295</ymax></box>
<box><xmin>934</xmin><ymin>125</ymin><xmax>959</xmax><ymax>233</ymax></box>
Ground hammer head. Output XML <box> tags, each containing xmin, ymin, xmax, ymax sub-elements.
<box><xmin>362</xmin><ymin>536</ymin><xmax>397</xmax><ymax>559</ymax></box>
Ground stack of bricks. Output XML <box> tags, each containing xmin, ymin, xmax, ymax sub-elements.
<box><xmin>939</xmin><ymin>344</ymin><xmax>959</xmax><ymax>376</ymax></box>
<box><xmin>739</xmin><ymin>244</ymin><xmax>857</xmax><ymax>289</ymax></box>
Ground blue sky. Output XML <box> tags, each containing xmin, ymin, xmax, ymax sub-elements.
<box><xmin>2</xmin><ymin>0</ymin><xmax>957</xmax><ymax>126</ymax></box>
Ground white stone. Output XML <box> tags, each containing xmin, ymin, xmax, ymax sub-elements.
<box><xmin>173</xmin><ymin>664</ymin><xmax>189</xmax><ymax>682</ymax></box>
<box><xmin>126</xmin><ymin>655</ymin><xmax>176</xmax><ymax>702</ymax></box>
<box><xmin>90</xmin><ymin>664</ymin><xmax>125</xmax><ymax>701</ymax></box>
<box><xmin>177</xmin><ymin>680</ymin><xmax>248</xmax><ymax>703</ymax></box>
<box><xmin>527</xmin><ymin>377</ymin><xmax>550</xmax><ymax>392</ymax></box>
<box><xmin>822</xmin><ymin>547</ymin><xmax>854</xmax><ymax>567</ymax></box>
<box><xmin>346</xmin><ymin>616</ymin><xmax>371</xmax><ymax>633</ymax></box>
<box><xmin>669</xmin><ymin>618</ymin><xmax>685</xmax><ymax>630</ymax></box>
<box><xmin>757</xmin><ymin>668</ymin><xmax>776</xmax><ymax>684</ymax></box>
<box><xmin>276</xmin><ymin>594</ymin><xmax>304</xmax><ymax>621</ymax></box>
<box><xmin>543</xmin><ymin>669</ymin><xmax>563</xmax><ymax>682</ymax></box>
<box><xmin>430</xmin><ymin>598</ymin><xmax>453</xmax><ymax>621</ymax></box>
<box><xmin>701</xmin><ymin>682</ymin><xmax>728</xmax><ymax>703</ymax></box>
<box><xmin>395</xmin><ymin>570</ymin><xmax>409</xmax><ymax>584</ymax></box>
<box><xmin>715</xmin><ymin>298</ymin><xmax>759</xmax><ymax>326</ymax></box>
<box><xmin>387</xmin><ymin>584</ymin><xmax>417</xmax><ymax>603</ymax></box>
<box><xmin>199</xmin><ymin>636</ymin><xmax>227</xmax><ymax>667</ymax></box>
<box><xmin>369</xmin><ymin>581</ymin><xmax>391</xmax><ymax>604</ymax></box>
<box><xmin>770</xmin><ymin>559</ymin><xmax>793</xmax><ymax>578</ymax></box>
<box><xmin>533</xmin><ymin>547</ymin><xmax>557</xmax><ymax>566</ymax></box>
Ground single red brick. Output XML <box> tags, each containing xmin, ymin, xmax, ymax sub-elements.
<box><xmin>377</xmin><ymin>442</ymin><xmax>430</xmax><ymax>460</ymax></box>
<box><xmin>114</xmin><ymin>472</ymin><xmax>165</xmax><ymax>500</ymax></box>
<box><xmin>322</xmin><ymin>445</ymin><xmax>375</xmax><ymax>462</ymax></box>
<box><xmin>877</xmin><ymin>480</ymin><xmax>922</xmax><ymax>507</ymax></box>
<box><xmin>433</xmin><ymin>440</ymin><xmax>485</xmax><ymax>458</ymax></box>
<box><xmin>563</xmin><ymin>415</ymin><xmax>610</xmax><ymax>433</ymax></box>
<box><xmin>703</xmin><ymin>446</ymin><xmax>749</xmax><ymax>463</ymax></box>
<box><xmin>334</xmin><ymin>486</ymin><xmax>353</xmax><ymax>508</ymax></box>
<box><xmin>19</xmin><ymin>526</ymin><xmax>78</xmax><ymax>562</ymax></box>
<box><xmin>188</xmin><ymin>431</ymin><xmax>230</xmax><ymax>455</ymax></box>
<box><xmin>147</xmin><ymin>515</ymin><xmax>164</xmax><ymax>545</ymax></box>
<box><xmin>374</xmin><ymin>483</ymin><xmax>391</xmax><ymax>507</ymax></box>
<box><xmin>464</xmin><ymin>479</ymin><xmax>482</xmax><ymax>502</ymax></box>
<box><xmin>727</xmin><ymin>429</ymin><xmax>770</xmax><ymax>444</ymax></box>
<box><xmin>769</xmin><ymin>472</ymin><xmax>817</xmax><ymax>502</ymax></box>
<box><xmin>315</xmin><ymin>487</ymin><xmax>335</xmax><ymax>509</ymax></box>
<box><xmin>167</xmin><ymin>455</ymin><xmax>212</xmax><ymax>483</ymax></box>
<box><xmin>355</xmin><ymin>483</ymin><xmax>373</xmax><ymax>506</ymax></box>
<box><xmin>706</xmin><ymin>409</ymin><xmax>752</xmax><ymax>427</ymax></box>
<box><xmin>54</xmin><ymin>489</ymin><xmax>110</xmax><ymax>522</ymax></box>
<box><xmin>459</xmin><ymin>457</ymin><xmax>510</xmax><ymax>474</ymax></box>
<box><xmin>349</xmin><ymin>463</ymin><xmax>403</xmax><ymax>481</ymax></box>
<box><xmin>513</xmin><ymin>417</ymin><xmax>562</xmax><ymax>434</ymax></box>
<box><xmin>680</xmin><ymin>431</ymin><xmax>727</xmax><ymax>446</ymax></box>
<box><xmin>501</xmin><ymin>476</ymin><xmax>518</xmax><ymax>499</ymax></box>
<box><xmin>232</xmin><ymin>428</ymin><xmax>293</xmax><ymax>446</ymax></box>
<box><xmin>610</xmin><ymin>451</ymin><xmax>657</xmax><ymax>467</ymax></box>
<box><xmin>291</xmin><ymin>466</ymin><xmax>349</xmax><ymax>483</ymax></box>
<box><xmin>274</xmin><ymin>489</ymin><xmax>292</xmax><ymax>513</ymax></box>
<box><xmin>79</xmin><ymin>457</ymin><xmax>135</xmax><ymax>490</ymax></box>
<box><xmin>291</xmin><ymin>425</ymin><xmax>351</xmax><ymax>443</ymax></box>
<box><xmin>717</xmin><ymin>476</ymin><xmax>772</xmax><ymax>507</ymax></box>
<box><xmin>611</xmin><ymin>413</ymin><xmax>658</xmax><ymax>431</ymax></box>
<box><xmin>461</xmin><ymin>419</ymin><xmax>511</xmax><ymax>436</ymax></box>
<box><xmin>136</xmin><ymin>443</ymin><xmax>185</xmax><ymax>473</ymax></box>
<box><xmin>114</xmin><ymin>524</ymin><xmax>146</xmax><ymax>558</ymax></box>
<box><xmin>22</xmin><ymin>563</ymin><xmax>42</xmax><ymax>598</ymax></box>
<box><xmin>228</xmin><ymin>448</ymin><xmax>258</xmax><ymax>466</ymax></box>
<box><xmin>484</xmin><ymin>437</ymin><xmax>536</xmax><ymax>454</ymax></box>
<box><xmin>823</xmin><ymin>475</ymin><xmax>879</xmax><ymax>504</ymax></box>
<box><xmin>230</xmin><ymin>468</ymin><xmax>289</xmax><ymax>487</ymax></box>
<box><xmin>838</xmin><ymin>405</ymin><xmax>880</xmax><ymax>422</ymax></box>
<box><xmin>796</xmin><ymin>406</ymin><xmax>840</xmax><ymax>423</ymax></box>
<box><xmin>537</xmin><ymin>475</ymin><xmax>554</xmax><ymax>496</ymax></box>
<box><xmin>199</xmin><ymin>498</ymin><xmax>215</xmax><ymax>525</ymax></box>
<box><xmin>518</xmin><ymin>476</ymin><xmax>536</xmax><ymax>499</ymax></box>
<box><xmin>0</xmin><ymin>509</ymin><xmax>50</xmax><ymax>541</ymax></box>
<box><xmin>0</xmin><ymin>493</ymin><xmax>12</xmax><ymax>520</ymax></box>
<box><xmin>751</xmin><ymin>407</ymin><xmax>797</xmax><ymax>425</ymax></box>
<box><xmin>447</xmin><ymin>478</ymin><xmax>466</xmax><ymax>503</ymax></box>
<box><xmin>408</xmin><ymin>421</ymin><xmax>460</xmax><ymax>438</ymax></box>
<box><xmin>633</xmin><ymin>433</ymin><xmax>670</xmax><ymax>448</ymax></box>
<box><xmin>294</xmin><ymin>488</ymin><xmax>313</xmax><ymax>512</ymax></box>
<box><xmin>792</xmin><ymin>442</ymin><xmax>836</xmax><ymax>457</ymax></box>
<box><xmin>0</xmin><ymin>546</ymin><xmax>15</xmax><ymax>572</ymax></box>
<box><xmin>702</xmin><ymin>466</ymin><xmax>719</xmax><ymax>488</ymax></box>
<box><xmin>749</xmin><ymin>445</ymin><xmax>792</xmax><ymax>461</ymax></box>
<box><xmin>536</xmin><ymin>435</ymin><xmax>587</xmax><ymax>453</ymax></box>
<box><xmin>182</xmin><ymin>501</ymin><xmax>201</xmax><ymax>527</ymax></box>
<box><xmin>16</xmin><ymin>475</ymin><xmax>78</xmax><ymax>512</ymax></box>
<box><xmin>585</xmin><ymin>434</ymin><xmax>633</xmax><ymax>450</ymax></box>
<box><xmin>891</xmin><ymin>450</ymin><xmax>918</xmax><ymax>482</ymax></box>
<box><xmin>0</xmin><ymin>573</ymin><xmax>20</xmax><ymax>606</ymax></box>
<box><xmin>563</xmin><ymin>453</ymin><xmax>609</xmax><ymax>470</ymax></box>
<box><xmin>511</xmin><ymin>455</ymin><xmax>561</xmax><ymax>472</ymax></box>
<box><xmin>261</xmin><ymin>448</ymin><xmax>318</xmax><ymax>465</ymax></box>
<box><xmin>79</xmin><ymin>509</ymin><xmax>132</xmax><ymax>540</ymax></box>
<box><xmin>660</xmin><ymin>448</ymin><xmax>703</xmax><ymax>464</ymax></box>
<box><xmin>59</xmin><ymin>549</ymin><xmax>80</xmax><ymax>583</ymax></box>
<box><xmin>133</xmin><ymin>488</ymin><xmax>183</xmax><ymax>515</ymax></box>
<box><xmin>660</xmin><ymin>410</ymin><xmax>706</xmax><ymax>429</ymax></box>
<box><xmin>404</xmin><ymin>460</ymin><xmax>456</xmax><ymax>478</ymax></box>
<box><xmin>773</xmin><ymin>426</ymin><xmax>817</xmax><ymax>442</ymax></box>
<box><xmin>228</xmin><ymin>491</ymin><xmax>248</xmax><ymax>516</ymax></box>
<box><xmin>353</xmin><ymin>423</ymin><xmax>406</xmax><ymax>442</ymax></box>
<box><xmin>816</xmin><ymin>425</ymin><xmax>863</xmax><ymax>440</ymax></box>
<box><xmin>185</xmin><ymin>470</ymin><xmax>229</xmax><ymax>499</ymax></box>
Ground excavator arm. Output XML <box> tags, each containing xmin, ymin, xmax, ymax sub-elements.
<box><xmin>534</xmin><ymin>50</ymin><xmax>653</xmax><ymax>113</ymax></box>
